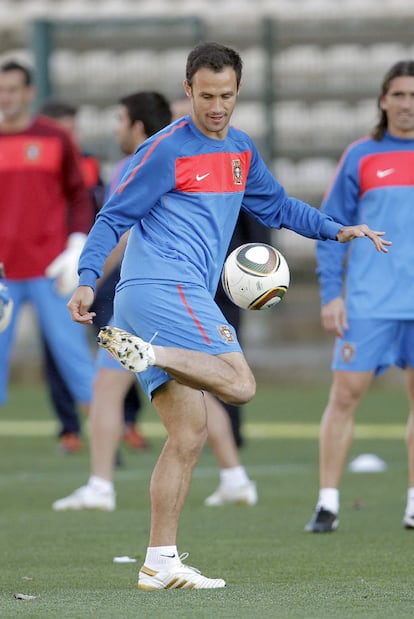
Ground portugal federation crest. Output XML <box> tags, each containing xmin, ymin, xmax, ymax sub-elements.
<box><xmin>217</xmin><ymin>324</ymin><xmax>235</xmax><ymax>343</ymax></box>
<box><xmin>232</xmin><ymin>159</ymin><xmax>242</xmax><ymax>185</ymax></box>
<box><xmin>341</xmin><ymin>343</ymin><xmax>355</xmax><ymax>363</ymax></box>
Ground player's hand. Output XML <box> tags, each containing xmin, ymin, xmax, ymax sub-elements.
<box><xmin>67</xmin><ymin>285</ymin><xmax>96</xmax><ymax>324</ymax></box>
<box><xmin>336</xmin><ymin>224</ymin><xmax>392</xmax><ymax>254</ymax></box>
<box><xmin>336</xmin><ymin>224</ymin><xmax>391</xmax><ymax>252</ymax></box>
<box><xmin>321</xmin><ymin>296</ymin><xmax>348</xmax><ymax>337</ymax></box>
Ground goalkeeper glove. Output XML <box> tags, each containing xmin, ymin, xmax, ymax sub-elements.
<box><xmin>45</xmin><ymin>232</ymin><xmax>87</xmax><ymax>297</ymax></box>
<box><xmin>0</xmin><ymin>263</ymin><xmax>13</xmax><ymax>333</ymax></box>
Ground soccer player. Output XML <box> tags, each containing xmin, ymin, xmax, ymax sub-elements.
<box><xmin>39</xmin><ymin>99</ymin><xmax>104</xmax><ymax>452</ymax></box>
<box><xmin>53</xmin><ymin>91</ymin><xmax>257</xmax><ymax>512</ymax></box>
<box><xmin>0</xmin><ymin>60</ymin><xmax>95</xmax><ymax>416</ymax></box>
<box><xmin>305</xmin><ymin>60</ymin><xmax>414</xmax><ymax>533</ymax></box>
<box><xmin>40</xmin><ymin>98</ymin><xmax>148</xmax><ymax>453</ymax></box>
<box><xmin>67</xmin><ymin>42</ymin><xmax>390</xmax><ymax>589</ymax></box>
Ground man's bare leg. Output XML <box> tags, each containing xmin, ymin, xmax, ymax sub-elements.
<box><xmin>138</xmin><ymin>379</ymin><xmax>226</xmax><ymax>588</ymax></box>
<box><xmin>306</xmin><ymin>370</ymin><xmax>373</xmax><ymax>532</ymax></box>
<box><xmin>319</xmin><ymin>370</ymin><xmax>373</xmax><ymax>490</ymax></box>
<box><xmin>97</xmin><ymin>327</ymin><xmax>256</xmax><ymax>405</ymax></box>
<box><xmin>52</xmin><ymin>368</ymin><xmax>135</xmax><ymax>511</ymax></box>
<box><xmin>204</xmin><ymin>392</ymin><xmax>257</xmax><ymax>506</ymax></box>
<box><xmin>148</xmin><ymin>379</ymin><xmax>208</xmax><ymax>546</ymax></box>
<box><xmin>89</xmin><ymin>368</ymin><xmax>135</xmax><ymax>480</ymax></box>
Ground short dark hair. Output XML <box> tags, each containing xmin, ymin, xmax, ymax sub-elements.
<box><xmin>372</xmin><ymin>60</ymin><xmax>414</xmax><ymax>140</ymax></box>
<box><xmin>185</xmin><ymin>41</ymin><xmax>243</xmax><ymax>88</ymax></box>
<box><xmin>40</xmin><ymin>99</ymin><xmax>78</xmax><ymax>119</ymax></box>
<box><xmin>0</xmin><ymin>60</ymin><xmax>33</xmax><ymax>86</ymax></box>
<box><xmin>119</xmin><ymin>91</ymin><xmax>172</xmax><ymax>138</ymax></box>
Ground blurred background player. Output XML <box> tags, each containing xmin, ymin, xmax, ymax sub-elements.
<box><xmin>305</xmin><ymin>60</ymin><xmax>414</xmax><ymax>533</ymax></box>
<box><xmin>52</xmin><ymin>90</ymin><xmax>257</xmax><ymax>511</ymax></box>
<box><xmin>0</xmin><ymin>60</ymin><xmax>95</xmax><ymax>420</ymax></box>
<box><xmin>39</xmin><ymin>98</ymin><xmax>147</xmax><ymax>452</ymax></box>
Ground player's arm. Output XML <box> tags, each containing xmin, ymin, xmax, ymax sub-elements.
<box><xmin>317</xmin><ymin>147</ymin><xmax>372</xmax><ymax>306</ymax></box>
<box><xmin>72</xmin><ymin>139</ymin><xmax>175</xmax><ymax>318</ymax></box>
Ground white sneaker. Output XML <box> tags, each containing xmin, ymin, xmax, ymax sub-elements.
<box><xmin>403</xmin><ymin>513</ymin><xmax>414</xmax><ymax>529</ymax></box>
<box><xmin>52</xmin><ymin>484</ymin><xmax>116</xmax><ymax>511</ymax></box>
<box><xmin>138</xmin><ymin>554</ymin><xmax>225</xmax><ymax>590</ymax></box>
<box><xmin>97</xmin><ymin>326</ymin><xmax>155</xmax><ymax>373</ymax></box>
<box><xmin>204</xmin><ymin>481</ymin><xmax>258</xmax><ymax>506</ymax></box>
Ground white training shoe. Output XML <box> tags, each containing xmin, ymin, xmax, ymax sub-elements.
<box><xmin>97</xmin><ymin>326</ymin><xmax>155</xmax><ymax>373</ymax></box>
<box><xmin>52</xmin><ymin>484</ymin><xmax>116</xmax><ymax>511</ymax></box>
<box><xmin>403</xmin><ymin>513</ymin><xmax>414</xmax><ymax>529</ymax></box>
<box><xmin>204</xmin><ymin>481</ymin><xmax>258</xmax><ymax>506</ymax></box>
<box><xmin>138</xmin><ymin>554</ymin><xmax>226</xmax><ymax>590</ymax></box>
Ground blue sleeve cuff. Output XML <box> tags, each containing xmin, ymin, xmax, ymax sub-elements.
<box><xmin>320</xmin><ymin>283</ymin><xmax>343</xmax><ymax>306</ymax></box>
<box><xmin>78</xmin><ymin>269</ymin><xmax>98</xmax><ymax>291</ymax></box>
<box><xmin>319</xmin><ymin>219</ymin><xmax>342</xmax><ymax>241</ymax></box>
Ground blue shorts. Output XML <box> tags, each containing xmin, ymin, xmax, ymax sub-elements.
<box><xmin>112</xmin><ymin>281</ymin><xmax>242</xmax><ymax>399</ymax></box>
<box><xmin>332</xmin><ymin>318</ymin><xmax>414</xmax><ymax>375</ymax></box>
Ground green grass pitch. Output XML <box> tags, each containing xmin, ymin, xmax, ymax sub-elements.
<box><xmin>1</xmin><ymin>381</ymin><xmax>413</xmax><ymax>618</ymax></box>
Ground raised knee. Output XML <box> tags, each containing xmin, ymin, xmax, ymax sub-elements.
<box><xmin>226</xmin><ymin>374</ymin><xmax>256</xmax><ymax>406</ymax></box>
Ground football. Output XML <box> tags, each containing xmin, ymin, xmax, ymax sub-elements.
<box><xmin>221</xmin><ymin>242</ymin><xmax>290</xmax><ymax>310</ymax></box>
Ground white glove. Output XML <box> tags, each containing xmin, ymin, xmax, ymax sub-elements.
<box><xmin>45</xmin><ymin>232</ymin><xmax>87</xmax><ymax>297</ymax></box>
<box><xmin>0</xmin><ymin>263</ymin><xmax>13</xmax><ymax>332</ymax></box>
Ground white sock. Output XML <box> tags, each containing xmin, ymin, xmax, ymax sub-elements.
<box><xmin>317</xmin><ymin>488</ymin><xmax>339</xmax><ymax>515</ymax></box>
<box><xmin>405</xmin><ymin>487</ymin><xmax>414</xmax><ymax>514</ymax></box>
<box><xmin>220</xmin><ymin>466</ymin><xmax>250</xmax><ymax>489</ymax></box>
<box><xmin>144</xmin><ymin>546</ymin><xmax>180</xmax><ymax>570</ymax></box>
<box><xmin>88</xmin><ymin>475</ymin><xmax>114</xmax><ymax>494</ymax></box>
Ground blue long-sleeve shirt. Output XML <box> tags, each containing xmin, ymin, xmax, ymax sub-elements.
<box><xmin>316</xmin><ymin>130</ymin><xmax>414</xmax><ymax>318</ymax></box>
<box><xmin>79</xmin><ymin>115</ymin><xmax>341</xmax><ymax>296</ymax></box>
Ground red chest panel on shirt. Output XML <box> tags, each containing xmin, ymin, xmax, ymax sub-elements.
<box><xmin>175</xmin><ymin>151</ymin><xmax>251</xmax><ymax>193</ymax></box>
<box><xmin>359</xmin><ymin>151</ymin><xmax>414</xmax><ymax>196</ymax></box>
<box><xmin>0</xmin><ymin>135</ymin><xmax>62</xmax><ymax>172</ymax></box>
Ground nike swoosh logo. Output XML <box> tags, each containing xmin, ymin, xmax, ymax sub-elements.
<box><xmin>160</xmin><ymin>554</ymin><xmax>176</xmax><ymax>558</ymax></box>
<box><xmin>376</xmin><ymin>168</ymin><xmax>395</xmax><ymax>178</ymax></box>
<box><xmin>196</xmin><ymin>173</ymin><xmax>210</xmax><ymax>181</ymax></box>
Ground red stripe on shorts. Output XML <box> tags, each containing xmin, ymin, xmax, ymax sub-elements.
<box><xmin>177</xmin><ymin>284</ymin><xmax>211</xmax><ymax>345</ymax></box>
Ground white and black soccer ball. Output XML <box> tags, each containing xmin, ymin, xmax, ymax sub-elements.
<box><xmin>221</xmin><ymin>242</ymin><xmax>290</xmax><ymax>310</ymax></box>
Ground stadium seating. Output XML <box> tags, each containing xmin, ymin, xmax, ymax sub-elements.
<box><xmin>1</xmin><ymin>1</ymin><xmax>414</xmax><ymax>237</ymax></box>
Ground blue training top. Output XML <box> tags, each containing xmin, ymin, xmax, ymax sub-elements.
<box><xmin>79</xmin><ymin>115</ymin><xmax>341</xmax><ymax>295</ymax></box>
<box><xmin>316</xmin><ymin>130</ymin><xmax>414</xmax><ymax>318</ymax></box>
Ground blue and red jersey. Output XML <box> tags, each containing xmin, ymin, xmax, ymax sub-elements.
<box><xmin>79</xmin><ymin>115</ymin><xmax>341</xmax><ymax>295</ymax></box>
<box><xmin>316</xmin><ymin>131</ymin><xmax>414</xmax><ymax>318</ymax></box>
<box><xmin>0</xmin><ymin>115</ymin><xmax>93</xmax><ymax>279</ymax></box>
